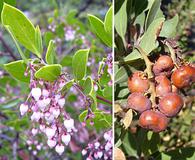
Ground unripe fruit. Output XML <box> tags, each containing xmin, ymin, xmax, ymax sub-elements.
<box><xmin>139</xmin><ymin>110</ymin><xmax>168</xmax><ymax>132</ymax></box>
<box><xmin>153</xmin><ymin>55</ymin><xmax>174</xmax><ymax>76</ymax></box>
<box><xmin>128</xmin><ymin>71</ymin><xmax>149</xmax><ymax>93</ymax></box>
<box><xmin>127</xmin><ymin>93</ymin><xmax>151</xmax><ymax>113</ymax></box>
<box><xmin>155</xmin><ymin>75</ymin><xmax>172</xmax><ymax>97</ymax></box>
<box><xmin>171</xmin><ymin>65</ymin><xmax>195</xmax><ymax>88</ymax></box>
<box><xmin>159</xmin><ymin>93</ymin><xmax>184</xmax><ymax>117</ymax></box>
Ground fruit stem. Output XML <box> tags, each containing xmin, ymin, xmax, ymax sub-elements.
<box><xmin>135</xmin><ymin>46</ymin><xmax>157</xmax><ymax>108</ymax></box>
<box><xmin>149</xmin><ymin>81</ymin><xmax>157</xmax><ymax>108</ymax></box>
<box><xmin>165</xmin><ymin>41</ymin><xmax>178</xmax><ymax>68</ymax></box>
<box><xmin>135</xmin><ymin>46</ymin><xmax>154</xmax><ymax>79</ymax></box>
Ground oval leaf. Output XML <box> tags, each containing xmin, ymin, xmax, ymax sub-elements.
<box><xmin>4</xmin><ymin>60</ymin><xmax>30</xmax><ymax>83</ymax></box>
<box><xmin>160</xmin><ymin>14</ymin><xmax>179</xmax><ymax>38</ymax></box>
<box><xmin>124</xmin><ymin>18</ymin><xmax>165</xmax><ymax>62</ymax></box>
<box><xmin>45</xmin><ymin>40</ymin><xmax>56</xmax><ymax>64</ymax></box>
<box><xmin>1</xmin><ymin>3</ymin><xmax>40</xmax><ymax>57</ymax></box>
<box><xmin>72</xmin><ymin>49</ymin><xmax>89</xmax><ymax>80</ymax></box>
<box><xmin>88</xmin><ymin>14</ymin><xmax>112</xmax><ymax>47</ymax></box>
<box><xmin>35</xmin><ymin>64</ymin><xmax>62</xmax><ymax>81</ymax></box>
<box><xmin>114</xmin><ymin>0</ymin><xmax>127</xmax><ymax>46</ymax></box>
<box><xmin>104</xmin><ymin>6</ymin><xmax>113</xmax><ymax>35</ymax></box>
<box><xmin>79</xmin><ymin>110</ymin><xmax>111</xmax><ymax>130</ymax></box>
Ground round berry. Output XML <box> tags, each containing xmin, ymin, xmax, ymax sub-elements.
<box><xmin>171</xmin><ymin>65</ymin><xmax>195</xmax><ymax>88</ymax></box>
<box><xmin>155</xmin><ymin>75</ymin><xmax>171</xmax><ymax>97</ymax></box>
<box><xmin>128</xmin><ymin>71</ymin><xmax>149</xmax><ymax>93</ymax></box>
<box><xmin>139</xmin><ymin>110</ymin><xmax>168</xmax><ymax>132</ymax></box>
<box><xmin>159</xmin><ymin>93</ymin><xmax>184</xmax><ymax>117</ymax></box>
<box><xmin>127</xmin><ymin>93</ymin><xmax>151</xmax><ymax>113</ymax></box>
<box><xmin>153</xmin><ymin>55</ymin><xmax>174</xmax><ymax>76</ymax></box>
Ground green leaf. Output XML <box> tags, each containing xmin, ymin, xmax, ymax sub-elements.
<box><xmin>0</xmin><ymin>98</ymin><xmax>21</xmax><ymax>110</ymax></box>
<box><xmin>56</xmin><ymin>23</ymin><xmax>65</xmax><ymax>38</ymax></box>
<box><xmin>82</xmin><ymin>76</ymin><xmax>97</xmax><ymax>110</ymax></box>
<box><xmin>45</xmin><ymin>40</ymin><xmax>56</xmax><ymax>64</ymax></box>
<box><xmin>88</xmin><ymin>14</ymin><xmax>112</xmax><ymax>47</ymax></box>
<box><xmin>122</xmin><ymin>132</ymin><xmax>138</xmax><ymax>157</ymax></box>
<box><xmin>115</xmin><ymin>66</ymin><xmax>129</xmax><ymax>84</ymax></box>
<box><xmin>145</xmin><ymin>0</ymin><xmax>162</xmax><ymax>30</ymax></box>
<box><xmin>104</xmin><ymin>6</ymin><xmax>113</xmax><ymax>35</ymax></box>
<box><xmin>59</xmin><ymin>79</ymin><xmax>74</xmax><ymax>92</ymax></box>
<box><xmin>35</xmin><ymin>26</ymin><xmax>43</xmax><ymax>54</ymax></box>
<box><xmin>0</xmin><ymin>0</ymin><xmax>16</xmax><ymax>21</ymax></box>
<box><xmin>1</xmin><ymin>3</ymin><xmax>41</xmax><ymax>57</ymax></box>
<box><xmin>157</xmin><ymin>148</ymin><xmax>195</xmax><ymax>160</ymax></box>
<box><xmin>4</xmin><ymin>60</ymin><xmax>30</xmax><ymax>83</ymax></box>
<box><xmin>79</xmin><ymin>110</ymin><xmax>112</xmax><ymax>131</ymax></box>
<box><xmin>5</xmin><ymin>26</ymin><xmax>28</xmax><ymax>63</ymax></box>
<box><xmin>60</xmin><ymin>55</ymin><xmax>73</xmax><ymax>67</ymax></box>
<box><xmin>160</xmin><ymin>15</ymin><xmax>179</xmax><ymax>38</ymax></box>
<box><xmin>35</xmin><ymin>64</ymin><xmax>62</xmax><ymax>81</ymax></box>
<box><xmin>72</xmin><ymin>49</ymin><xmax>89</xmax><ymax>80</ymax></box>
<box><xmin>44</xmin><ymin>31</ymin><xmax>54</xmax><ymax>46</ymax></box>
<box><xmin>103</xmin><ymin>86</ymin><xmax>112</xmax><ymax>99</ymax></box>
<box><xmin>124</xmin><ymin>18</ymin><xmax>164</xmax><ymax>62</ymax></box>
<box><xmin>114</xmin><ymin>0</ymin><xmax>127</xmax><ymax>46</ymax></box>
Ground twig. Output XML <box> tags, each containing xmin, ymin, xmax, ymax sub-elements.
<box><xmin>135</xmin><ymin>46</ymin><xmax>157</xmax><ymax>107</ymax></box>
<box><xmin>96</xmin><ymin>95</ymin><xmax>112</xmax><ymax>105</ymax></box>
<box><xmin>0</xmin><ymin>34</ymin><xmax>17</xmax><ymax>60</ymax></box>
<box><xmin>75</xmin><ymin>0</ymin><xmax>94</xmax><ymax>17</ymax></box>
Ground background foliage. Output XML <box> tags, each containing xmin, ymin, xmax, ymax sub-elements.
<box><xmin>114</xmin><ymin>0</ymin><xmax>195</xmax><ymax>160</ymax></box>
<box><xmin>0</xmin><ymin>0</ymin><xmax>112</xmax><ymax>159</ymax></box>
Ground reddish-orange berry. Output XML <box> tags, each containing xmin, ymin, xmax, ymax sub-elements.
<box><xmin>171</xmin><ymin>65</ymin><xmax>195</xmax><ymax>88</ymax></box>
<box><xmin>159</xmin><ymin>93</ymin><xmax>184</xmax><ymax>117</ymax></box>
<box><xmin>127</xmin><ymin>93</ymin><xmax>151</xmax><ymax>113</ymax></box>
<box><xmin>153</xmin><ymin>55</ymin><xmax>174</xmax><ymax>76</ymax></box>
<box><xmin>155</xmin><ymin>75</ymin><xmax>172</xmax><ymax>97</ymax></box>
<box><xmin>128</xmin><ymin>71</ymin><xmax>149</xmax><ymax>93</ymax></box>
<box><xmin>139</xmin><ymin>110</ymin><xmax>168</xmax><ymax>132</ymax></box>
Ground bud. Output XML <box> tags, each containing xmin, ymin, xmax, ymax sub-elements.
<box><xmin>104</xmin><ymin>132</ymin><xmax>112</xmax><ymax>141</ymax></box>
<box><xmin>105</xmin><ymin>142</ymin><xmax>112</xmax><ymax>151</ymax></box>
<box><xmin>64</xmin><ymin>119</ymin><xmax>74</xmax><ymax>132</ymax></box>
<box><xmin>97</xmin><ymin>151</ymin><xmax>103</xmax><ymax>158</ymax></box>
<box><xmin>45</xmin><ymin>127</ymin><xmax>56</xmax><ymax>138</ymax></box>
<box><xmin>32</xmin><ymin>128</ymin><xmax>38</xmax><ymax>136</ymax></box>
<box><xmin>55</xmin><ymin>144</ymin><xmax>64</xmax><ymax>155</ymax></box>
<box><xmin>62</xmin><ymin>134</ymin><xmax>71</xmax><ymax>145</ymax></box>
<box><xmin>36</xmin><ymin>145</ymin><xmax>41</xmax><ymax>150</ymax></box>
<box><xmin>82</xmin><ymin>149</ymin><xmax>87</xmax><ymax>155</ymax></box>
<box><xmin>31</xmin><ymin>88</ymin><xmax>42</xmax><ymax>101</ymax></box>
<box><xmin>53</xmin><ymin>108</ymin><xmax>60</xmax><ymax>118</ymax></box>
<box><xmin>31</xmin><ymin>112</ymin><xmax>41</xmax><ymax>122</ymax></box>
<box><xmin>94</xmin><ymin>142</ymin><xmax>100</xmax><ymax>149</ymax></box>
<box><xmin>58</xmin><ymin>98</ymin><xmax>65</xmax><ymax>108</ymax></box>
<box><xmin>47</xmin><ymin>139</ymin><xmax>56</xmax><ymax>148</ymax></box>
<box><xmin>19</xmin><ymin>103</ymin><xmax>28</xmax><ymax>116</ymax></box>
<box><xmin>42</xmin><ymin>89</ymin><xmax>49</xmax><ymax>97</ymax></box>
<box><xmin>39</xmin><ymin>125</ymin><xmax>46</xmax><ymax>132</ymax></box>
<box><xmin>45</xmin><ymin>112</ymin><xmax>55</xmax><ymax>124</ymax></box>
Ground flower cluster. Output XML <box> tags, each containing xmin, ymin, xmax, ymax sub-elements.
<box><xmin>64</xmin><ymin>26</ymin><xmax>76</xmax><ymax>41</ymax></box>
<box><xmin>82</xmin><ymin>130</ymin><xmax>112</xmax><ymax>160</ymax></box>
<box><xmin>19</xmin><ymin>64</ymin><xmax>78</xmax><ymax>155</ymax></box>
<box><xmin>26</xmin><ymin>137</ymin><xmax>46</xmax><ymax>156</ymax></box>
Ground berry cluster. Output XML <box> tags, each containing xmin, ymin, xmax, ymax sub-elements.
<box><xmin>19</xmin><ymin>64</ymin><xmax>77</xmax><ymax>155</ymax></box>
<box><xmin>127</xmin><ymin>55</ymin><xmax>195</xmax><ymax>132</ymax></box>
<box><xmin>82</xmin><ymin>130</ymin><xmax>112</xmax><ymax>160</ymax></box>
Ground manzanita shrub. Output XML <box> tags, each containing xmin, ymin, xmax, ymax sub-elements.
<box><xmin>114</xmin><ymin>0</ymin><xmax>195</xmax><ymax>159</ymax></box>
<box><xmin>0</xmin><ymin>2</ymin><xmax>112</xmax><ymax>159</ymax></box>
